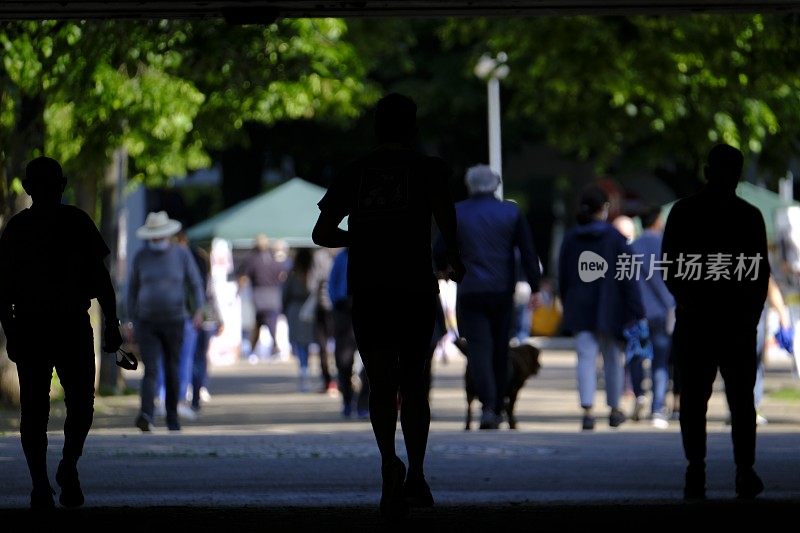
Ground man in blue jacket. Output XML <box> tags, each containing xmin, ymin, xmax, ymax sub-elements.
<box><xmin>451</xmin><ymin>165</ymin><xmax>541</xmax><ymax>430</ymax></box>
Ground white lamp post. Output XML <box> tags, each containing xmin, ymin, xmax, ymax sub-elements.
<box><xmin>474</xmin><ymin>52</ymin><xmax>509</xmax><ymax>199</ymax></box>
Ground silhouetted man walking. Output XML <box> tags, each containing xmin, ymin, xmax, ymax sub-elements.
<box><xmin>313</xmin><ymin>93</ymin><xmax>464</xmax><ymax>519</ymax></box>
<box><xmin>0</xmin><ymin>157</ymin><xmax>123</xmax><ymax>508</ymax></box>
<box><xmin>662</xmin><ymin>144</ymin><xmax>769</xmax><ymax>499</ymax></box>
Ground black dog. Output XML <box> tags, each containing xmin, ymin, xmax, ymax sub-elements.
<box><xmin>455</xmin><ymin>338</ymin><xmax>542</xmax><ymax>430</ymax></box>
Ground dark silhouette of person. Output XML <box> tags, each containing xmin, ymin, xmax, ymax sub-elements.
<box><xmin>0</xmin><ymin>156</ymin><xmax>123</xmax><ymax>509</ymax></box>
<box><xmin>312</xmin><ymin>93</ymin><xmax>465</xmax><ymax>520</ymax></box>
<box><xmin>662</xmin><ymin>144</ymin><xmax>769</xmax><ymax>499</ymax></box>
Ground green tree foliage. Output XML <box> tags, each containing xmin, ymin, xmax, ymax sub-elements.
<box><xmin>442</xmin><ymin>15</ymin><xmax>800</xmax><ymax>189</ymax></box>
<box><xmin>0</xmin><ymin>18</ymin><xmax>375</xmax><ymax>217</ymax></box>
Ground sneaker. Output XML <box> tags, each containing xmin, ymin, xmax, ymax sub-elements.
<box><xmin>30</xmin><ymin>485</ymin><xmax>55</xmax><ymax>510</ymax></box>
<box><xmin>56</xmin><ymin>461</ymin><xmax>84</xmax><ymax>508</ymax></box>
<box><xmin>178</xmin><ymin>403</ymin><xmax>197</xmax><ymax>421</ymax></box>
<box><xmin>380</xmin><ymin>457</ymin><xmax>409</xmax><ymax>521</ymax></box>
<box><xmin>609</xmin><ymin>408</ymin><xmax>626</xmax><ymax>428</ymax></box>
<box><xmin>199</xmin><ymin>387</ymin><xmax>212</xmax><ymax>403</ymax></box>
<box><xmin>684</xmin><ymin>464</ymin><xmax>706</xmax><ymax>500</ymax></box>
<box><xmin>581</xmin><ymin>414</ymin><xmax>596</xmax><ymax>431</ymax></box>
<box><xmin>327</xmin><ymin>382</ymin><xmax>339</xmax><ymax>397</ymax></box>
<box><xmin>403</xmin><ymin>476</ymin><xmax>435</xmax><ymax>508</ymax></box>
<box><xmin>756</xmin><ymin>413</ymin><xmax>769</xmax><ymax>426</ymax></box>
<box><xmin>651</xmin><ymin>411</ymin><xmax>669</xmax><ymax>430</ymax></box>
<box><xmin>735</xmin><ymin>468</ymin><xmax>764</xmax><ymax>499</ymax></box>
<box><xmin>167</xmin><ymin>419</ymin><xmax>181</xmax><ymax>431</ymax></box>
<box><xmin>479</xmin><ymin>409</ymin><xmax>500</xmax><ymax>430</ymax></box>
<box><xmin>631</xmin><ymin>395</ymin><xmax>647</xmax><ymax>422</ymax></box>
<box><xmin>135</xmin><ymin>414</ymin><xmax>154</xmax><ymax>432</ymax></box>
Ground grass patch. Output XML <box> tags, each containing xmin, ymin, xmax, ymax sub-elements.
<box><xmin>768</xmin><ymin>387</ymin><xmax>800</xmax><ymax>401</ymax></box>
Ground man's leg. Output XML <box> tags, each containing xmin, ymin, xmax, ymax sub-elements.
<box><xmin>250</xmin><ymin>311</ymin><xmax>265</xmax><ymax>354</ymax></box>
<box><xmin>720</xmin><ymin>344</ymin><xmax>758</xmax><ymax>470</ymax></box>
<box><xmin>650</xmin><ymin>320</ymin><xmax>672</xmax><ymax>414</ymax></box>
<box><xmin>17</xmin><ymin>357</ymin><xmax>54</xmax><ymax>495</ymax></box>
<box><xmin>264</xmin><ymin>309</ymin><xmax>280</xmax><ymax>355</ymax></box>
<box><xmin>599</xmin><ymin>334</ymin><xmax>625</xmax><ymax>410</ymax></box>
<box><xmin>161</xmin><ymin>320</ymin><xmax>185</xmax><ymax>429</ymax></box>
<box><xmin>574</xmin><ymin>331</ymin><xmax>599</xmax><ymax>409</ymax></box>
<box><xmin>136</xmin><ymin>322</ymin><xmax>162</xmax><ymax>423</ymax></box>
<box><xmin>191</xmin><ymin>327</ymin><xmax>210</xmax><ymax>409</ymax></box>
<box><xmin>457</xmin><ymin>294</ymin><xmax>497</xmax><ymax>425</ymax></box>
<box><xmin>488</xmin><ymin>294</ymin><xmax>513</xmax><ymax>416</ymax></box>
<box><xmin>178</xmin><ymin>319</ymin><xmax>198</xmax><ymax>402</ymax></box>
<box><xmin>674</xmin><ymin>324</ymin><xmax>717</xmax><ymax>497</ymax></box>
<box><xmin>53</xmin><ymin>326</ymin><xmax>95</xmax><ymax>507</ymax></box>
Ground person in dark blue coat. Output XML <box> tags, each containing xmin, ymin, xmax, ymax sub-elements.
<box><xmin>451</xmin><ymin>165</ymin><xmax>541</xmax><ymax>430</ymax></box>
<box><xmin>558</xmin><ymin>184</ymin><xmax>645</xmax><ymax>430</ymax></box>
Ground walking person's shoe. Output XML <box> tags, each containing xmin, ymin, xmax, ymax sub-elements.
<box><xmin>479</xmin><ymin>409</ymin><xmax>500</xmax><ymax>430</ymax></box>
<box><xmin>403</xmin><ymin>475</ymin><xmax>435</xmax><ymax>508</ymax></box>
<box><xmin>651</xmin><ymin>410</ymin><xmax>669</xmax><ymax>430</ymax></box>
<box><xmin>167</xmin><ymin>417</ymin><xmax>181</xmax><ymax>431</ymax></box>
<box><xmin>735</xmin><ymin>467</ymin><xmax>764</xmax><ymax>499</ymax></box>
<box><xmin>581</xmin><ymin>414</ymin><xmax>596</xmax><ymax>431</ymax></box>
<box><xmin>342</xmin><ymin>403</ymin><xmax>353</xmax><ymax>419</ymax></box>
<box><xmin>609</xmin><ymin>408</ymin><xmax>626</xmax><ymax>428</ymax></box>
<box><xmin>683</xmin><ymin>464</ymin><xmax>706</xmax><ymax>500</ymax></box>
<box><xmin>56</xmin><ymin>460</ymin><xmax>84</xmax><ymax>508</ymax></box>
<box><xmin>380</xmin><ymin>457</ymin><xmax>409</xmax><ymax>521</ymax></box>
<box><xmin>30</xmin><ymin>484</ymin><xmax>55</xmax><ymax>510</ymax></box>
<box><xmin>135</xmin><ymin>413</ymin><xmax>154</xmax><ymax>432</ymax></box>
<box><xmin>631</xmin><ymin>395</ymin><xmax>647</xmax><ymax>422</ymax></box>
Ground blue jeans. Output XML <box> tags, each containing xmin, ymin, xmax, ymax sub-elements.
<box><xmin>575</xmin><ymin>331</ymin><xmax>624</xmax><ymax>409</ymax></box>
<box><xmin>628</xmin><ymin>318</ymin><xmax>671</xmax><ymax>413</ymax></box>
<box><xmin>292</xmin><ymin>343</ymin><xmax>310</xmax><ymax>370</ymax></box>
<box><xmin>157</xmin><ymin>319</ymin><xmax>197</xmax><ymax>403</ymax></box>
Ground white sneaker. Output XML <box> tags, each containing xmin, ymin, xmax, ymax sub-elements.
<box><xmin>756</xmin><ymin>413</ymin><xmax>768</xmax><ymax>426</ymax></box>
<box><xmin>631</xmin><ymin>395</ymin><xmax>648</xmax><ymax>422</ymax></box>
<box><xmin>651</xmin><ymin>414</ymin><xmax>669</xmax><ymax>430</ymax></box>
<box><xmin>178</xmin><ymin>403</ymin><xmax>197</xmax><ymax>421</ymax></box>
<box><xmin>199</xmin><ymin>387</ymin><xmax>212</xmax><ymax>403</ymax></box>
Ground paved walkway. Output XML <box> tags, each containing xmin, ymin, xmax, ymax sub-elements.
<box><xmin>1</xmin><ymin>349</ymin><xmax>799</xmax><ymax>528</ymax></box>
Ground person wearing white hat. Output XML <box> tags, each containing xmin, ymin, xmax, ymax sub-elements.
<box><xmin>128</xmin><ymin>211</ymin><xmax>205</xmax><ymax>432</ymax></box>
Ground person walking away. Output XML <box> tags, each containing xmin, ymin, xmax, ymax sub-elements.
<box><xmin>0</xmin><ymin>156</ymin><xmax>123</xmax><ymax>508</ymax></box>
<box><xmin>128</xmin><ymin>212</ymin><xmax>205</xmax><ymax>432</ymax></box>
<box><xmin>444</xmin><ymin>165</ymin><xmax>541</xmax><ymax>429</ymax></box>
<box><xmin>662</xmin><ymin>144</ymin><xmax>769</xmax><ymax>499</ymax></box>
<box><xmin>558</xmin><ymin>184</ymin><xmax>646</xmax><ymax>431</ymax></box>
<box><xmin>283</xmin><ymin>248</ymin><xmax>317</xmax><ymax>392</ymax></box>
<box><xmin>313</xmin><ymin>93</ymin><xmax>465</xmax><ymax>519</ymax></box>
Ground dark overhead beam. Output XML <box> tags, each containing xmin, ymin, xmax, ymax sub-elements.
<box><xmin>1</xmin><ymin>1</ymin><xmax>800</xmax><ymax>20</ymax></box>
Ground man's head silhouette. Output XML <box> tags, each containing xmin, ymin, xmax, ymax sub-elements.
<box><xmin>375</xmin><ymin>93</ymin><xmax>417</xmax><ymax>144</ymax></box>
<box><xmin>23</xmin><ymin>156</ymin><xmax>66</xmax><ymax>206</ymax></box>
<box><xmin>705</xmin><ymin>144</ymin><xmax>743</xmax><ymax>193</ymax></box>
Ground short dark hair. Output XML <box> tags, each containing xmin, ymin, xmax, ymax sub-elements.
<box><xmin>576</xmin><ymin>183</ymin><xmax>609</xmax><ymax>224</ymax></box>
<box><xmin>706</xmin><ymin>144</ymin><xmax>743</xmax><ymax>187</ymax></box>
<box><xmin>23</xmin><ymin>156</ymin><xmax>66</xmax><ymax>197</ymax></box>
<box><xmin>640</xmin><ymin>206</ymin><xmax>662</xmax><ymax>229</ymax></box>
<box><xmin>375</xmin><ymin>93</ymin><xmax>417</xmax><ymax>143</ymax></box>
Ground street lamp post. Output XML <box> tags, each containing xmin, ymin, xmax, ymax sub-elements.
<box><xmin>474</xmin><ymin>52</ymin><xmax>509</xmax><ymax>199</ymax></box>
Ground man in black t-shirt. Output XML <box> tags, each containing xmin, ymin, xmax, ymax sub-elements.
<box><xmin>313</xmin><ymin>93</ymin><xmax>464</xmax><ymax>519</ymax></box>
<box><xmin>0</xmin><ymin>157</ymin><xmax>123</xmax><ymax>509</ymax></box>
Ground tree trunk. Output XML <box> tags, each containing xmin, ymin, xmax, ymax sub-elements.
<box><xmin>97</xmin><ymin>150</ymin><xmax>127</xmax><ymax>395</ymax></box>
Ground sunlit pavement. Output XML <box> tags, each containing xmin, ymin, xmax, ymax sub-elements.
<box><xmin>1</xmin><ymin>349</ymin><xmax>799</xmax><ymax>528</ymax></box>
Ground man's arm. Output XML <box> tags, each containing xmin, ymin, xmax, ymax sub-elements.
<box><xmin>95</xmin><ymin>258</ymin><xmax>123</xmax><ymax>352</ymax></box>
<box><xmin>430</xmin><ymin>165</ymin><xmax>465</xmax><ymax>282</ymax></box>
<box><xmin>513</xmin><ymin>210</ymin><xmax>541</xmax><ymax>291</ymax></box>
